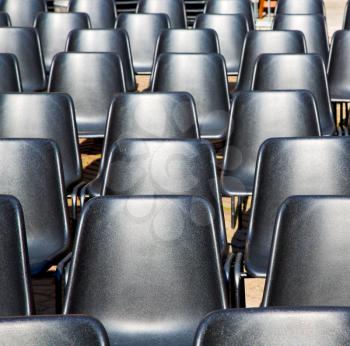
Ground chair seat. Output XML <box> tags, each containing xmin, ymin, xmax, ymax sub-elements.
<box><xmin>221</xmin><ymin>174</ymin><xmax>253</xmax><ymax>197</ymax></box>
<box><xmin>199</xmin><ymin>111</ymin><xmax>229</xmax><ymax>141</ymax></box>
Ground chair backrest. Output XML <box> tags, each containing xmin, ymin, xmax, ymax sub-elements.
<box><xmin>0</xmin><ymin>53</ymin><xmax>22</xmax><ymax>91</ymax></box>
<box><xmin>0</xmin><ymin>139</ymin><xmax>70</xmax><ymax>275</ymax></box>
<box><xmin>327</xmin><ymin>30</ymin><xmax>350</xmax><ymax>101</ymax></box>
<box><xmin>0</xmin><ymin>195</ymin><xmax>33</xmax><ymax>316</ymax></box>
<box><xmin>252</xmin><ymin>53</ymin><xmax>335</xmax><ymax>136</ymax></box>
<box><xmin>245</xmin><ymin>137</ymin><xmax>350</xmax><ymax>278</ymax></box>
<box><xmin>194</xmin><ymin>307</ymin><xmax>350</xmax><ymax>346</ymax></box>
<box><xmin>194</xmin><ymin>14</ymin><xmax>248</xmax><ymax>75</ymax></box>
<box><xmin>151</xmin><ymin>53</ymin><xmax>230</xmax><ymax>142</ymax></box>
<box><xmin>48</xmin><ymin>52</ymin><xmax>126</xmax><ymax>138</ymax></box>
<box><xmin>204</xmin><ymin>0</ymin><xmax>254</xmax><ymax>30</ymax></box>
<box><xmin>221</xmin><ymin>91</ymin><xmax>321</xmax><ymax>197</ymax></box>
<box><xmin>263</xmin><ymin>196</ymin><xmax>350</xmax><ymax>307</ymax></box>
<box><xmin>101</xmin><ymin>139</ymin><xmax>227</xmax><ymax>256</ymax></box>
<box><xmin>137</xmin><ymin>0</ymin><xmax>187</xmax><ymax>28</ymax></box>
<box><xmin>344</xmin><ymin>1</ymin><xmax>350</xmax><ymax>29</ymax></box>
<box><xmin>0</xmin><ymin>0</ymin><xmax>46</xmax><ymax>26</ymax></box>
<box><xmin>0</xmin><ymin>12</ymin><xmax>10</xmax><ymax>26</ymax></box>
<box><xmin>276</xmin><ymin>0</ymin><xmax>325</xmax><ymax>14</ymax></box>
<box><xmin>64</xmin><ymin>196</ymin><xmax>227</xmax><ymax>345</ymax></box>
<box><xmin>115</xmin><ymin>13</ymin><xmax>170</xmax><ymax>74</ymax></box>
<box><xmin>0</xmin><ymin>315</ymin><xmax>109</xmax><ymax>345</ymax></box>
<box><xmin>66</xmin><ymin>28</ymin><xmax>135</xmax><ymax>91</ymax></box>
<box><xmin>235</xmin><ymin>30</ymin><xmax>306</xmax><ymax>91</ymax></box>
<box><xmin>274</xmin><ymin>14</ymin><xmax>329</xmax><ymax>64</ymax></box>
<box><xmin>0</xmin><ymin>28</ymin><xmax>46</xmax><ymax>91</ymax></box>
<box><xmin>68</xmin><ymin>0</ymin><xmax>116</xmax><ymax>28</ymax></box>
<box><xmin>0</xmin><ymin>93</ymin><xmax>82</xmax><ymax>190</ymax></box>
<box><xmin>84</xmin><ymin>92</ymin><xmax>200</xmax><ymax>197</ymax></box>
<box><xmin>34</xmin><ymin>12</ymin><xmax>90</xmax><ymax>73</ymax></box>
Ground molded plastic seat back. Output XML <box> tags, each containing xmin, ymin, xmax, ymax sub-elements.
<box><xmin>0</xmin><ymin>53</ymin><xmax>21</xmax><ymax>91</ymax></box>
<box><xmin>0</xmin><ymin>93</ymin><xmax>82</xmax><ymax>190</ymax></box>
<box><xmin>235</xmin><ymin>30</ymin><xmax>306</xmax><ymax>91</ymax></box>
<box><xmin>344</xmin><ymin>1</ymin><xmax>350</xmax><ymax>29</ymax></box>
<box><xmin>66</xmin><ymin>29</ymin><xmax>135</xmax><ymax>91</ymax></box>
<box><xmin>48</xmin><ymin>52</ymin><xmax>126</xmax><ymax>138</ymax></box>
<box><xmin>274</xmin><ymin>14</ymin><xmax>329</xmax><ymax>64</ymax></box>
<box><xmin>64</xmin><ymin>196</ymin><xmax>227</xmax><ymax>346</ymax></box>
<box><xmin>245</xmin><ymin>137</ymin><xmax>350</xmax><ymax>277</ymax></box>
<box><xmin>264</xmin><ymin>196</ymin><xmax>350</xmax><ymax>307</ymax></box>
<box><xmin>0</xmin><ymin>0</ymin><xmax>46</xmax><ymax>26</ymax></box>
<box><xmin>204</xmin><ymin>0</ymin><xmax>254</xmax><ymax>30</ymax></box>
<box><xmin>194</xmin><ymin>308</ymin><xmax>350</xmax><ymax>346</ymax></box>
<box><xmin>252</xmin><ymin>53</ymin><xmax>334</xmax><ymax>135</ymax></box>
<box><xmin>85</xmin><ymin>92</ymin><xmax>199</xmax><ymax>196</ymax></box>
<box><xmin>221</xmin><ymin>91</ymin><xmax>321</xmax><ymax>196</ymax></box>
<box><xmin>68</xmin><ymin>0</ymin><xmax>116</xmax><ymax>28</ymax></box>
<box><xmin>0</xmin><ymin>139</ymin><xmax>70</xmax><ymax>275</ymax></box>
<box><xmin>0</xmin><ymin>12</ymin><xmax>10</xmax><ymax>26</ymax></box>
<box><xmin>151</xmin><ymin>53</ymin><xmax>230</xmax><ymax>141</ymax></box>
<box><xmin>276</xmin><ymin>0</ymin><xmax>325</xmax><ymax>14</ymax></box>
<box><xmin>115</xmin><ymin>13</ymin><xmax>170</xmax><ymax>74</ymax></box>
<box><xmin>35</xmin><ymin>12</ymin><xmax>90</xmax><ymax>73</ymax></box>
<box><xmin>0</xmin><ymin>196</ymin><xmax>33</xmax><ymax>316</ymax></box>
<box><xmin>137</xmin><ymin>0</ymin><xmax>187</xmax><ymax>28</ymax></box>
<box><xmin>194</xmin><ymin>14</ymin><xmax>248</xmax><ymax>75</ymax></box>
<box><xmin>0</xmin><ymin>315</ymin><xmax>109</xmax><ymax>345</ymax></box>
<box><xmin>0</xmin><ymin>28</ymin><xmax>46</xmax><ymax>91</ymax></box>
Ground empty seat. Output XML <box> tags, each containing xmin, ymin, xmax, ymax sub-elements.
<box><xmin>0</xmin><ymin>93</ymin><xmax>82</xmax><ymax>192</ymax></box>
<box><xmin>276</xmin><ymin>0</ymin><xmax>325</xmax><ymax>14</ymax></box>
<box><xmin>0</xmin><ymin>12</ymin><xmax>10</xmax><ymax>26</ymax></box>
<box><xmin>66</xmin><ymin>29</ymin><xmax>135</xmax><ymax>91</ymax></box>
<box><xmin>82</xmin><ymin>92</ymin><xmax>199</xmax><ymax>198</ymax></box>
<box><xmin>0</xmin><ymin>53</ymin><xmax>21</xmax><ymax>91</ymax></box>
<box><xmin>194</xmin><ymin>14</ymin><xmax>248</xmax><ymax>75</ymax></box>
<box><xmin>0</xmin><ymin>315</ymin><xmax>108</xmax><ymax>345</ymax></box>
<box><xmin>137</xmin><ymin>0</ymin><xmax>187</xmax><ymax>28</ymax></box>
<box><xmin>204</xmin><ymin>0</ymin><xmax>254</xmax><ymax>30</ymax></box>
<box><xmin>101</xmin><ymin>139</ymin><xmax>227</xmax><ymax>257</ymax></box>
<box><xmin>0</xmin><ymin>139</ymin><xmax>71</xmax><ymax>275</ymax></box>
<box><xmin>263</xmin><ymin>196</ymin><xmax>350</xmax><ymax>307</ymax></box>
<box><xmin>0</xmin><ymin>28</ymin><xmax>46</xmax><ymax>91</ymax></box>
<box><xmin>48</xmin><ymin>52</ymin><xmax>126</xmax><ymax>137</ymax></box>
<box><xmin>194</xmin><ymin>307</ymin><xmax>350</xmax><ymax>346</ymax></box>
<box><xmin>274</xmin><ymin>14</ymin><xmax>329</xmax><ymax>64</ymax></box>
<box><xmin>115</xmin><ymin>13</ymin><xmax>170</xmax><ymax>74</ymax></box>
<box><xmin>0</xmin><ymin>0</ymin><xmax>46</xmax><ymax>27</ymax></box>
<box><xmin>68</xmin><ymin>0</ymin><xmax>116</xmax><ymax>29</ymax></box>
<box><xmin>34</xmin><ymin>12</ymin><xmax>90</xmax><ymax>73</ymax></box>
<box><xmin>64</xmin><ymin>196</ymin><xmax>227</xmax><ymax>345</ymax></box>
<box><xmin>0</xmin><ymin>196</ymin><xmax>33</xmax><ymax>316</ymax></box>
<box><xmin>151</xmin><ymin>53</ymin><xmax>230</xmax><ymax>142</ymax></box>
<box><xmin>252</xmin><ymin>54</ymin><xmax>335</xmax><ymax>135</ymax></box>
<box><xmin>235</xmin><ymin>30</ymin><xmax>306</xmax><ymax>91</ymax></box>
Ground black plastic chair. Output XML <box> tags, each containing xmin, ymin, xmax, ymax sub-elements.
<box><xmin>252</xmin><ymin>53</ymin><xmax>335</xmax><ymax>136</ymax></box>
<box><xmin>137</xmin><ymin>0</ymin><xmax>187</xmax><ymax>28</ymax></box>
<box><xmin>101</xmin><ymin>139</ymin><xmax>227</xmax><ymax>257</ymax></box>
<box><xmin>0</xmin><ymin>12</ymin><xmax>10</xmax><ymax>26</ymax></box>
<box><xmin>194</xmin><ymin>14</ymin><xmax>248</xmax><ymax>75</ymax></box>
<box><xmin>235</xmin><ymin>30</ymin><xmax>306</xmax><ymax>91</ymax></box>
<box><xmin>276</xmin><ymin>0</ymin><xmax>325</xmax><ymax>14</ymax></box>
<box><xmin>34</xmin><ymin>12</ymin><xmax>91</xmax><ymax>73</ymax></box>
<box><xmin>232</xmin><ymin>137</ymin><xmax>350</xmax><ymax>307</ymax></box>
<box><xmin>68</xmin><ymin>0</ymin><xmax>116</xmax><ymax>29</ymax></box>
<box><xmin>0</xmin><ymin>315</ymin><xmax>109</xmax><ymax>345</ymax></box>
<box><xmin>0</xmin><ymin>53</ymin><xmax>21</xmax><ymax>91</ymax></box>
<box><xmin>0</xmin><ymin>28</ymin><xmax>46</xmax><ymax>91</ymax></box>
<box><xmin>64</xmin><ymin>196</ymin><xmax>227</xmax><ymax>345</ymax></box>
<box><xmin>194</xmin><ymin>307</ymin><xmax>350</xmax><ymax>346</ymax></box>
<box><xmin>48</xmin><ymin>52</ymin><xmax>126</xmax><ymax>138</ymax></box>
<box><xmin>0</xmin><ymin>0</ymin><xmax>46</xmax><ymax>27</ymax></box>
<box><xmin>204</xmin><ymin>0</ymin><xmax>254</xmax><ymax>30</ymax></box>
<box><xmin>344</xmin><ymin>1</ymin><xmax>350</xmax><ymax>29</ymax></box>
<box><xmin>264</xmin><ymin>196</ymin><xmax>350</xmax><ymax>307</ymax></box>
<box><xmin>221</xmin><ymin>91</ymin><xmax>321</xmax><ymax>228</ymax></box>
<box><xmin>274</xmin><ymin>14</ymin><xmax>329</xmax><ymax>65</ymax></box>
<box><xmin>151</xmin><ymin>53</ymin><xmax>230</xmax><ymax>142</ymax></box>
<box><xmin>0</xmin><ymin>195</ymin><xmax>33</xmax><ymax>316</ymax></box>
<box><xmin>115</xmin><ymin>13</ymin><xmax>170</xmax><ymax>74</ymax></box>
<box><xmin>82</xmin><ymin>92</ymin><xmax>199</xmax><ymax>199</ymax></box>
<box><xmin>66</xmin><ymin>29</ymin><xmax>136</xmax><ymax>91</ymax></box>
